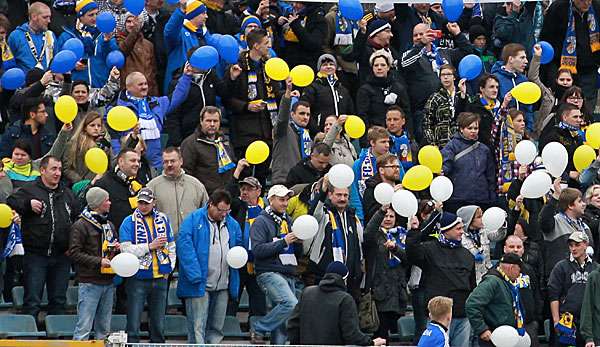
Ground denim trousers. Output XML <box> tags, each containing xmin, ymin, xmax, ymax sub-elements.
<box><xmin>185</xmin><ymin>289</ymin><xmax>228</xmax><ymax>344</ymax></box>
<box><xmin>254</xmin><ymin>272</ymin><xmax>302</xmax><ymax>345</ymax></box>
<box><xmin>73</xmin><ymin>282</ymin><xmax>115</xmax><ymax>340</ymax></box>
<box><xmin>449</xmin><ymin>317</ymin><xmax>472</xmax><ymax>347</ymax></box>
<box><xmin>227</xmin><ymin>267</ymin><xmax>267</xmax><ymax>317</ymax></box>
<box><xmin>22</xmin><ymin>253</ymin><xmax>71</xmax><ymax>319</ymax></box>
<box><xmin>125</xmin><ymin>277</ymin><xmax>168</xmax><ymax>343</ymax></box>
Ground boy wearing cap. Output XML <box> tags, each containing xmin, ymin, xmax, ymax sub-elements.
<box><xmin>69</xmin><ymin>187</ymin><xmax>118</xmax><ymax>340</ymax></box>
<box><xmin>466</xmin><ymin>253</ymin><xmax>526</xmax><ymax>346</ymax></box>
<box><xmin>250</xmin><ymin>184</ymin><xmax>303</xmax><ymax>345</ymax></box>
<box><xmin>548</xmin><ymin>231</ymin><xmax>598</xmax><ymax>346</ymax></box>
<box><xmin>119</xmin><ymin>187</ymin><xmax>176</xmax><ymax>343</ymax></box>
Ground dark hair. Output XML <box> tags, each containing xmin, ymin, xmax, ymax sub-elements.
<box><xmin>418</xmin><ymin>200</ymin><xmax>436</xmax><ymax>222</ymax></box>
<box><xmin>311</xmin><ymin>142</ymin><xmax>331</xmax><ymax>156</ymax></box>
<box><xmin>508</xmin><ymin>108</ymin><xmax>524</xmax><ymax>121</ymax></box>
<box><xmin>376</xmin><ymin>153</ymin><xmax>398</xmax><ymax>169</ymax></box>
<box><xmin>438</xmin><ymin>64</ymin><xmax>456</xmax><ymax>76</ymax></box>
<box><xmin>117</xmin><ymin>148</ymin><xmax>138</xmax><ymax>161</ymax></box>
<box><xmin>478</xmin><ymin>73</ymin><xmax>499</xmax><ymax>90</ymax></box>
<box><xmin>292</xmin><ymin>101</ymin><xmax>310</xmax><ymax>113</ymax></box>
<box><xmin>0</xmin><ymin>13</ymin><xmax>11</xmax><ymax>31</ymax></box>
<box><xmin>71</xmin><ymin>80</ymin><xmax>90</xmax><ymax>94</ymax></box>
<box><xmin>21</xmin><ymin>97</ymin><xmax>44</xmax><ymax>121</ymax></box>
<box><xmin>12</xmin><ymin>139</ymin><xmax>32</xmax><ymax>157</ymax></box>
<box><xmin>559</xmin><ymin>86</ymin><xmax>583</xmax><ymax>104</ymax></box>
<box><xmin>163</xmin><ymin>146</ymin><xmax>182</xmax><ymax>158</ymax></box>
<box><xmin>559</xmin><ymin>188</ymin><xmax>582</xmax><ymax>212</ymax></box>
<box><xmin>246</xmin><ymin>28</ymin><xmax>268</xmax><ymax>50</ymax></box>
<box><xmin>386</xmin><ymin>105</ymin><xmax>405</xmax><ymax>117</ymax></box>
<box><xmin>558</xmin><ymin>103</ymin><xmax>580</xmax><ymax>119</ymax></box>
<box><xmin>39</xmin><ymin>155</ymin><xmax>60</xmax><ymax>170</ymax></box>
<box><xmin>209</xmin><ymin>189</ymin><xmax>232</xmax><ymax>206</ymax></box>
<box><xmin>501</xmin><ymin>43</ymin><xmax>526</xmax><ymax>63</ymax></box>
<box><xmin>457</xmin><ymin>112</ymin><xmax>481</xmax><ymax>129</ymax></box>
<box><xmin>200</xmin><ymin>106</ymin><xmax>221</xmax><ymax>121</ymax></box>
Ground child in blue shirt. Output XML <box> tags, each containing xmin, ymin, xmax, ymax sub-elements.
<box><xmin>418</xmin><ymin>296</ymin><xmax>453</xmax><ymax>347</ymax></box>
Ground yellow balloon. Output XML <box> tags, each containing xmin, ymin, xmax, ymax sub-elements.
<box><xmin>246</xmin><ymin>140</ymin><xmax>270</xmax><ymax>165</ymax></box>
<box><xmin>107</xmin><ymin>106</ymin><xmax>137</xmax><ymax>132</ymax></box>
<box><xmin>54</xmin><ymin>95</ymin><xmax>78</xmax><ymax>124</ymax></box>
<box><xmin>0</xmin><ymin>204</ymin><xmax>12</xmax><ymax>228</ymax></box>
<box><xmin>418</xmin><ymin>145</ymin><xmax>443</xmax><ymax>174</ymax></box>
<box><xmin>265</xmin><ymin>58</ymin><xmax>290</xmax><ymax>81</ymax></box>
<box><xmin>84</xmin><ymin>148</ymin><xmax>109</xmax><ymax>174</ymax></box>
<box><xmin>344</xmin><ymin>116</ymin><xmax>366</xmax><ymax>139</ymax></box>
<box><xmin>574</xmin><ymin>144</ymin><xmax>597</xmax><ymax>172</ymax></box>
<box><xmin>402</xmin><ymin>165</ymin><xmax>434</xmax><ymax>191</ymax></box>
<box><xmin>586</xmin><ymin>123</ymin><xmax>600</xmax><ymax>149</ymax></box>
<box><xmin>290</xmin><ymin>65</ymin><xmax>314</xmax><ymax>87</ymax></box>
<box><xmin>511</xmin><ymin>82</ymin><xmax>542</xmax><ymax>104</ymax></box>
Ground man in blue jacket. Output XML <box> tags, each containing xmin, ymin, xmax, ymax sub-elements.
<box><xmin>177</xmin><ymin>189</ymin><xmax>242</xmax><ymax>344</ymax></box>
<box><xmin>7</xmin><ymin>2</ymin><xmax>57</xmax><ymax>72</ymax></box>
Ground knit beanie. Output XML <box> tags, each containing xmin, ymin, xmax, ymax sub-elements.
<box><xmin>186</xmin><ymin>0</ymin><xmax>207</xmax><ymax>20</ymax></box>
<box><xmin>86</xmin><ymin>187</ymin><xmax>109</xmax><ymax>210</ymax></box>
<box><xmin>317</xmin><ymin>53</ymin><xmax>337</xmax><ymax>71</ymax></box>
<box><xmin>75</xmin><ymin>0</ymin><xmax>98</xmax><ymax>17</ymax></box>
<box><xmin>456</xmin><ymin>205</ymin><xmax>479</xmax><ymax>231</ymax></box>
<box><xmin>326</xmin><ymin>261</ymin><xmax>349</xmax><ymax>279</ymax></box>
<box><xmin>368</xmin><ymin>19</ymin><xmax>391</xmax><ymax>38</ymax></box>
<box><xmin>468</xmin><ymin>24</ymin><xmax>487</xmax><ymax>43</ymax></box>
<box><xmin>241</xmin><ymin>15</ymin><xmax>262</xmax><ymax>32</ymax></box>
<box><xmin>439</xmin><ymin>212</ymin><xmax>462</xmax><ymax>233</ymax></box>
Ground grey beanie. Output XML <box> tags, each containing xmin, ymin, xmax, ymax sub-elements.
<box><xmin>456</xmin><ymin>205</ymin><xmax>479</xmax><ymax>231</ymax></box>
<box><xmin>317</xmin><ymin>54</ymin><xmax>337</xmax><ymax>71</ymax></box>
<box><xmin>86</xmin><ymin>187</ymin><xmax>109</xmax><ymax>210</ymax></box>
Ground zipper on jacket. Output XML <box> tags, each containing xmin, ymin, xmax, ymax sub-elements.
<box><xmin>329</xmin><ymin>83</ymin><xmax>340</xmax><ymax>116</ymax></box>
<box><xmin>48</xmin><ymin>193</ymin><xmax>56</xmax><ymax>256</ymax></box>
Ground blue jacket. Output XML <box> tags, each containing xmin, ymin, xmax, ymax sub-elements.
<box><xmin>7</xmin><ymin>23</ymin><xmax>58</xmax><ymax>72</ymax></box>
<box><xmin>56</xmin><ymin>27</ymin><xmax>118</xmax><ymax>88</ymax></box>
<box><xmin>417</xmin><ymin>321</ymin><xmax>449</xmax><ymax>347</ymax></box>
<box><xmin>441</xmin><ymin>133</ymin><xmax>496</xmax><ymax>205</ymax></box>
<box><xmin>163</xmin><ymin>8</ymin><xmax>209</xmax><ymax>94</ymax></box>
<box><xmin>0</xmin><ymin>121</ymin><xmax>55</xmax><ymax>159</ymax></box>
<box><xmin>176</xmin><ymin>206</ymin><xmax>242</xmax><ymax>299</ymax></box>
<box><xmin>110</xmin><ymin>74</ymin><xmax>191</xmax><ymax>168</ymax></box>
<box><xmin>491</xmin><ymin>61</ymin><xmax>534</xmax><ymax>132</ymax></box>
<box><xmin>350</xmin><ymin>148</ymin><xmax>377</xmax><ymax>223</ymax></box>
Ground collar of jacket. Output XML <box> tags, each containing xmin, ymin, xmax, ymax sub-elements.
<box><xmin>195</xmin><ymin>128</ymin><xmax>224</xmax><ymax>144</ymax></box>
<box><xmin>318</xmin><ymin>273</ymin><xmax>347</xmax><ymax>292</ymax></box>
<box><xmin>163</xmin><ymin>169</ymin><xmax>186</xmax><ymax>181</ymax></box>
<box><xmin>35</xmin><ymin>176</ymin><xmax>64</xmax><ymax>194</ymax></box>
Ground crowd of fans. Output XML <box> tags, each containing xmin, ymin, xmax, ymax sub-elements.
<box><xmin>0</xmin><ymin>0</ymin><xmax>599</xmax><ymax>346</ymax></box>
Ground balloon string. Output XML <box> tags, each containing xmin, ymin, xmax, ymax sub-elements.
<box><xmin>252</xmin><ymin>165</ymin><xmax>256</xmax><ymax>177</ymax></box>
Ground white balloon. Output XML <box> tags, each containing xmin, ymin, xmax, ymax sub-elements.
<box><xmin>391</xmin><ymin>190</ymin><xmax>418</xmax><ymax>217</ymax></box>
<box><xmin>374</xmin><ymin>183</ymin><xmax>394</xmax><ymax>205</ymax></box>
<box><xmin>429</xmin><ymin>176</ymin><xmax>453</xmax><ymax>202</ymax></box>
<box><xmin>328</xmin><ymin>164</ymin><xmax>354</xmax><ymax>188</ymax></box>
<box><xmin>541</xmin><ymin>142</ymin><xmax>568</xmax><ymax>178</ymax></box>
<box><xmin>482</xmin><ymin>207</ymin><xmax>506</xmax><ymax>231</ymax></box>
<box><xmin>292</xmin><ymin>215</ymin><xmax>319</xmax><ymax>240</ymax></box>
<box><xmin>491</xmin><ymin>325</ymin><xmax>520</xmax><ymax>347</ymax></box>
<box><xmin>514</xmin><ymin>140</ymin><xmax>538</xmax><ymax>165</ymax></box>
<box><xmin>515</xmin><ymin>332</ymin><xmax>531</xmax><ymax>347</ymax></box>
<box><xmin>111</xmin><ymin>253</ymin><xmax>140</xmax><ymax>277</ymax></box>
<box><xmin>226</xmin><ymin>246</ymin><xmax>248</xmax><ymax>269</ymax></box>
<box><xmin>520</xmin><ymin>170</ymin><xmax>552</xmax><ymax>199</ymax></box>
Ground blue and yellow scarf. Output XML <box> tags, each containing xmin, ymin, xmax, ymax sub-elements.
<box><xmin>383</xmin><ymin>226</ymin><xmax>407</xmax><ymax>268</ymax></box>
<box><xmin>328</xmin><ymin>210</ymin><xmax>347</xmax><ymax>262</ymax></box>
<box><xmin>0</xmin><ymin>223</ymin><xmax>22</xmax><ymax>260</ymax></box>
<box><xmin>133</xmin><ymin>209</ymin><xmax>172</xmax><ymax>278</ymax></box>
<box><xmin>498</xmin><ymin>267</ymin><xmax>526</xmax><ymax>336</ymax></box>
<box><xmin>291</xmin><ymin>122</ymin><xmax>311</xmax><ymax>159</ymax></box>
<box><xmin>265</xmin><ymin>206</ymin><xmax>294</xmax><ymax>255</ymax></box>
<box><xmin>561</xmin><ymin>1</ymin><xmax>600</xmax><ymax>74</ymax></box>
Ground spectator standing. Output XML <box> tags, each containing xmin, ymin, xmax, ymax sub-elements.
<box><xmin>491</xmin><ymin>108</ymin><xmax>528</xmax><ymax>195</ymax></box>
<box><xmin>417</xmin><ymin>296</ymin><xmax>453</xmax><ymax>347</ymax></box>
<box><xmin>140</xmin><ymin>0</ymin><xmax>170</xmax><ymax>92</ymax></box>
<box><xmin>362</xmin><ymin>153</ymin><xmax>403</xmax><ymax>224</ymax></box>
<box><xmin>279</xmin><ymin>1</ymin><xmax>326</xmax><ymax>69</ymax></box>
<box><xmin>386</xmin><ymin>106</ymin><xmax>416</xmax><ymax>171</ymax></box>
<box><xmin>319</xmin><ymin>115</ymin><xmax>357</xmax><ymax>168</ymax></box>
<box><xmin>580</xmin><ymin>255</ymin><xmax>600</xmax><ymax>346</ymax></box>
<box><xmin>583</xmin><ymin>185</ymin><xmax>600</xmax><ymax>254</ymax></box>
<box><xmin>285</xmin><ymin>142</ymin><xmax>331</xmax><ymax>188</ymax></box>
<box><xmin>464</xmin><ymin>74</ymin><xmax>504</xmax><ymax>151</ymax></box>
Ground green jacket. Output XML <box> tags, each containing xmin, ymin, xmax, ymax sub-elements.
<box><xmin>580</xmin><ymin>269</ymin><xmax>600</xmax><ymax>344</ymax></box>
<box><xmin>465</xmin><ymin>269</ymin><xmax>517</xmax><ymax>335</ymax></box>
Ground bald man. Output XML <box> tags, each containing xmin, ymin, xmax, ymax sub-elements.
<box><xmin>110</xmin><ymin>67</ymin><xmax>193</xmax><ymax>172</ymax></box>
<box><xmin>8</xmin><ymin>2</ymin><xmax>57</xmax><ymax>72</ymax></box>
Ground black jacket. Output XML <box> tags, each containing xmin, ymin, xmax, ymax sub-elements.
<box><xmin>584</xmin><ymin>205</ymin><xmax>600</xmax><ymax>258</ymax></box>
<box><xmin>279</xmin><ymin>5</ymin><xmax>327</xmax><ymax>69</ymax></box>
<box><xmin>7</xmin><ymin>178</ymin><xmax>79</xmax><ymax>256</ymax></box>
<box><xmin>206</xmin><ymin>8</ymin><xmax>241</xmax><ymax>35</ymax></box>
<box><xmin>362</xmin><ymin>175</ymin><xmax>385</xmax><ymax>224</ymax></box>
<box><xmin>356</xmin><ymin>74</ymin><xmax>411</xmax><ymax>130</ymax></box>
<box><xmin>539</xmin><ymin>125</ymin><xmax>582</xmax><ymax>185</ymax></box>
<box><xmin>286</xmin><ymin>157</ymin><xmax>328</xmax><ymax>188</ymax></box>
<box><xmin>94</xmin><ymin>170</ymin><xmax>136</xmax><ymax>230</ymax></box>
<box><xmin>300</xmin><ymin>76</ymin><xmax>354</xmax><ymax>135</ymax></box>
<box><xmin>520</xmin><ymin>262</ymin><xmax>544</xmax><ymax>323</ymax></box>
<box><xmin>464</xmin><ymin>97</ymin><xmax>498</xmax><ymax>151</ymax></box>
<box><xmin>0</xmin><ymin>121</ymin><xmax>56</xmax><ymax>160</ymax></box>
<box><xmin>141</xmin><ymin>8</ymin><xmax>170</xmax><ymax>90</ymax></box>
<box><xmin>288</xmin><ymin>273</ymin><xmax>373</xmax><ymax>346</ymax></box>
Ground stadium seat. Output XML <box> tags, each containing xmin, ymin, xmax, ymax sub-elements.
<box><xmin>224</xmin><ymin>315</ymin><xmax>249</xmax><ymax>338</ymax></box>
<box><xmin>110</xmin><ymin>314</ymin><xmax>127</xmax><ymax>332</ymax></box>
<box><xmin>66</xmin><ymin>286</ymin><xmax>79</xmax><ymax>309</ymax></box>
<box><xmin>396</xmin><ymin>316</ymin><xmax>415</xmax><ymax>342</ymax></box>
<box><xmin>0</xmin><ymin>314</ymin><xmax>46</xmax><ymax>338</ymax></box>
<box><xmin>167</xmin><ymin>288</ymin><xmax>183</xmax><ymax>309</ymax></box>
<box><xmin>45</xmin><ymin>315</ymin><xmax>77</xmax><ymax>338</ymax></box>
<box><xmin>239</xmin><ymin>289</ymin><xmax>249</xmax><ymax>311</ymax></box>
<box><xmin>539</xmin><ymin>319</ymin><xmax>550</xmax><ymax>343</ymax></box>
<box><xmin>164</xmin><ymin>315</ymin><xmax>187</xmax><ymax>338</ymax></box>
<box><xmin>11</xmin><ymin>286</ymin><xmax>48</xmax><ymax>309</ymax></box>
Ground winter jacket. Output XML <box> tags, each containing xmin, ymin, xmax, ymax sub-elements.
<box><xmin>581</xmin><ymin>159</ymin><xmax>600</xmax><ymax>189</ymax></box>
<box><xmin>301</xmin><ymin>75</ymin><xmax>354</xmax><ymax>134</ymax></box>
<box><xmin>538</xmin><ymin>124</ymin><xmax>582</xmax><ymax>183</ymax></box>
<box><xmin>345</xmin><ymin>30</ymin><xmax>402</xmax><ymax>84</ymax></box>
<box><xmin>141</xmin><ymin>8</ymin><xmax>170</xmax><ymax>92</ymax></box>
<box><xmin>56</xmin><ymin>27</ymin><xmax>119</xmax><ymax>88</ymax></box>
<box><xmin>491</xmin><ymin>62</ymin><xmax>534</xmax><ymax>132</ymax></box>
<box><xmin>441</xmin><ymin>133</ymin><xmax>497</xmax><ymax>206</ymax></box>
<box><xmin>176</xmin><ymin>206</ymin><xmax>242</xmax><ymax>298</ymax></box>
<box><xmin>465</xmin><ymin>269</ymin><xmax>520</xmax><ymax>336</ymax></box>
<box><xmin>584</xmin><ymin>206</ymin><xmax>600</xmax><ymax>258</ymax></box>
<box><xmin>7</xmin><ymin>178</ymin><xmax>79</xmax><ymax>256</ymax></box>
<box><xmin>288</xmin><ymin>273</ymin><xmax>373</xmax><ymax>346</ymax></box>
<box><xmin>250</xmin><ymin>210</ymin><xmax>303</xmax><ymax>276</ymax></box>
<box><xmin>205</xmin><ymin>7</ymin><xmax>240</xmax><ymax>35</ymax></box>
<box><xmin>271</xmin><ymin>96</ymin><xmax>306</xmax><ymax>185</ymax></box>
<box><xmin>147</xmin><ymin>170</ymin><xmax>209</xmax><ymax>236</ymax></box>
<box><xmin>406</xmin><ymin>228</ymin><xmax>476</xmax><ymax>318</ymax></box>
<box><xmin>7</xmin><ymin>23</ymin><xmax>58</xmax><ymax>72</ymax></box>
<box><xmin>69</xmin><ymin>213</ymin><xmax>117</xmax><ymax>285</ymax></box>
<box><xmin>356</xmin><ymin>74</ymin><xmax>411</xmax><ymax>129</ymax></box>
<box><xmin>580</xmin><ymin>268</ymin><xmax>600</xmax><ymax>344</ymax></box>
<box><xmin>492</xmin><ymin>4</ymin><xmax>535</xmax><ymax>54</ymax></box>
<box><xmin>527</xmin><ymin>55</ymin><xmax>556</xmax><ymax>139</ymax></box>
<box><xmin>286</xmin><ymin>157</ymin><xmax>327</xmax><ymax>188</ymax></box>
<box><xmin>280</xmin><ymin>5</ymin><xmax>327</xmax><ymax>69</ymax></box>
<box><xmin>548</xmin><ymin>256</ymin><xmax>599</xmax><ymax>323</ymax></box>
<box><xmin>94</xmin><ymin>170</ymin><xmax>138</xmax><ymax>230</ymax></box>
<box><xmin>393</xmin><ymin>4</ymin><xmax>449</xmax><ymax>53</ymax></box>
<box><xmin>180</xmin><ymin>129</ymin><xmax>235</xmax><ymax>195</ymax></box>
<box><xmin>321</xmin><ymin>122</ymin><xmax>357</xmax><ymax>167</ymax></box>
<box><xmin>117</xmin><ymin>28</ymin><xmax>158</xmax><ymax>96</ymax></box>
<box><xmin>423</xmin><ymin>87</ymin><xmax>467</xmax><ymax>147</ymax></box>
<box><xmin>0</xmin><ymin>121</ymin><xmax>56</xmax><ymax>160</ymax></box>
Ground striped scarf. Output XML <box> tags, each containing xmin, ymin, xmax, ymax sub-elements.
<box><xmin>0</xmin><ymin>223</ymin><xmax>23</xmax><ymax>260</ymax></box>
<box><xmin>561</xmin><ymin>1</ymin><xmax>600</xmax><ymax>74</ymax></box>
<box><xmin>498</xmin><ymin>267</ymin><xmax>526</xmax><ymax>336</ymax></box>
<box><xmin>328</xmin><ymin>210</ymin><xmax>347</xmax><ymax>263</ymax></box>
<box><xmin>265</xmin><ymin>206</ymin><xmax>294</xmax><ymax>255</ymax></box>
<box><xmin>133</xmin><ymin>209</ymin><xmax>172</xmax><ymax>278</ymax></box>
<box><xmin>382</xmin><ymin>226</ymin><xmax>407</xmax><ymax>268</ymax></box>
<box><xmin>290</xmin><ymin>122</ymin><xmax>311</xmax><ymax>159</ymax></box>
<box><xmin>497</xmin><ymin>113</ymin><xmax>522</xmax><ymax>193</ymax></box>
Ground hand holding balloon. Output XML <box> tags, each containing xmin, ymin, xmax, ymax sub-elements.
<box><xmin>284</xmin><ymin>233</ymin><xmax>299</xmax><ymax>245</ymax></box>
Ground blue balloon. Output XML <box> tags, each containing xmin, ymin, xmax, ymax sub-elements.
<box><xmin>205</xmin><ymin>33</ymin><xmax>223</xmax><ymax>47</ymax></box>
<box><xmin>537</xmin><ymin>41</ymin><xmax>555</xmax><ymax>65</ymax></box>
<box><xmin>166</xmin><ymin>0</ymin><xmax>178</xmax><ymax>3</ymax></box>
<box><xmin>97</xmin><ymin>12</ymin><xmax>116</xmax><ymax>33</ymax></box>
<box><xmin>458</xmin><ymin>54</ymin><xmax>483</xmax><ymax>81</ymax></box>
<box><xmin>190</xmin><ymin>46</ymin><xmax>219</xmax><ymax>70</ymax></box>
<box><xmin>217</xmin><ymin>35</ymin><xmax>240</xmax><ymax>64</ymax></box>
<box><xmin>62</xmin><ymin>38</ymin><xmax>84</xmax><ymax>60</ymax></box>
<box><xmin>442</xmin><ymin>0</ymin><xmax>464</xmax><ymax>22</ymax></box>
<box><xmin>51</xmin><ymin>50</ymin><xmax>78</xmax><ymax>73</ymax></box>
<box><xmin>339</xmin><ymin>0</ymin><xmax>363</xmax><ymax>21</ymax></box>
<box><xmin>124</xmin><ymin>0</ymin><xmax>144</xmax><ymax>16</ymax></box>
<box><xmin>1</xmin><ymin>68</ymin><xmax>25</xmax><ymax>90</ymax></box>
<box><xmin>106</xmin><ymin>50</ymin><xmax>125</xmax><ymax>69</ymax></box>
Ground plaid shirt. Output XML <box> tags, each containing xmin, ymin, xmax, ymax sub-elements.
<box><xmin>423</xmin><ymin>87</ymin><xmax>459</xmax><ymax>147</ymax></box>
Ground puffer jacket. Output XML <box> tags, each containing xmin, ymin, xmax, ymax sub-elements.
<box><xmin>356</xmin><ymin>74</ymin><xmax>411</xmax><ymax>129</ymax></box>
<box><xmin>300</xmin><ymin>75</ymin><xmax>354</xmax><ymax>134</ymax></box>
<box><xmin>491</xmin><ymin>61</ymin><xmax>534</xmax><ymax>132</ymax></box>
<box><xmin>441</xmin><ymin>133</ymin><xmax>496</xmax><ymax>206</ymax></box>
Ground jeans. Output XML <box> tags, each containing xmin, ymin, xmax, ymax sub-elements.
<box><xmin>185</xmin><ymin>289</ymin><xmax>228</xmax><ymax>344</ymax></box>
<box><xmin>125</xmin><ymin>277</ymin><xmax>168</xmax><ymax>343</ymax></box>
<box><xmin>73</xmin><ymin>283</ymin><xmax>114</xmax><ymax>340</ymax></box>
<box><xmin>254</xmin><ymin>272</ymin><xmax>302</xmax><ymax>345</ymax></box>
<box><xmin>449</xmin><ymin>317</ymin><xmax>472</xmax><ymax>347</ymax></box>
<box><xmin>22</xmin><ymin>253</ymin><xmax>71</xmax><ymax>319</ymax></box>
<box><xmin>227</xmin><ymin>267</ymin><xmax>267</xmax><ymax>317</ymax></box>
<box><xmin>411</xmin><ymin>287</ymin><xmax>428</xmax><ymax>344</ymax></box>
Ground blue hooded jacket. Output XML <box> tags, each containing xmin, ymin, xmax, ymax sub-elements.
<box><xmin>176</xmin><ymin>206</ymin><xmax>242</xmax><ymax>299</ymax></box>
<box><xmin>7</xmin><ymin>23</ymin><xmax>58</xmax><ymax>72</ymax></box>
<box><xmin>491</xmin><ymin>61</ymin><xmax>534</xmax><ymax>132</ymax></box>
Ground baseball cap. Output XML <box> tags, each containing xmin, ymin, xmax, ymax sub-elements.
<box><xmin>500</xmin><ymin>253</ymin><xmax>523</xmax><ymax>267</ymax></box>
<box><xmin>240</xmin><ymin>177</ymin><xmax>262</xmax><ymax>189</ymax></box>
<box><xmin>267</xmin><ymin>185</ymin><xmax>294</xmax><ymax>199</ymax></box>
<box><xmin>568</xmin><ymin>231</ymin><xmax>589</xmax><ymax>243</ymax></box>
<box><xmin>137</xmin><ymin>187</ymin><xmax>155</xmax><ymax>203</ymax></box>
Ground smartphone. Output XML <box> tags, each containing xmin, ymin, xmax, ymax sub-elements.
<box><xmin>431</xmin><ymin>30</ymin><xmax>443</xmax><ymax>39</ymax></box>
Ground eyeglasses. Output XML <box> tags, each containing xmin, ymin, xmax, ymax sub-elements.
<box><xmin>567</xmin><ymin>96</ymin><xmax>583</xmax><ymax>100</ymax></box>
<box><xmin>215</xmin><ymin>206</ymin><xmax>231</xmax><ymax>214</ymax></box>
